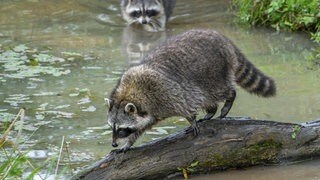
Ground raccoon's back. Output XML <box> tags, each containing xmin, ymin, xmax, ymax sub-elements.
<box><xmin>143</xmin><ymin>29</ymin><xmax>276</xmax><ymax>97</ymax></box>
<box><xmin>143</xmin><ymin>30</ymin><xmax>234</xmax><ymax>84</ymax></box>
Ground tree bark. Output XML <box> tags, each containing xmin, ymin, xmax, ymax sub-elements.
<box><xmin>72</xmin><ymin>117</ymin><xmax>320</xmax><ymax>180</ymax></box>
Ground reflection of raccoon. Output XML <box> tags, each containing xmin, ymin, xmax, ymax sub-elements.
<box><xmin>120</xmin><ymin>0</ymin><xmax>176</xmax><ymax>32</ymax></box>
<box><xmin>105</xmin><ymin>30</ymin><xmax>276</xmax><ymax>152</ymax></box>
<box><xmin>121</xmin><ymin>26</ymin><xmax>167</xmax><ymax>65</ymax></box>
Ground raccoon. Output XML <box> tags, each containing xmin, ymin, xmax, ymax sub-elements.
<box><xmin>120</xmin><ymin>0</ymin><xmax>176</xmax><ymax>32</ymax></box>
<box><xmin>105</xmin><ymin>29</ymin><xmax>276</xmax><ymax>152</ymax></box>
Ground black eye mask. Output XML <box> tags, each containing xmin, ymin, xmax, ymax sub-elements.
<box><xmin>117</xmin><ymin>128</ymin><xmax>137</xmax><ymax>138</ymax></box>
<box><xmin>146</xmin><ymin>9</ymin><xmax>159</xmax><ymax>17</ymax></box>
<box><xmin>130</xmin><ymin>11</ymin><xmax>142</xmax><ymax>18</ymax></box>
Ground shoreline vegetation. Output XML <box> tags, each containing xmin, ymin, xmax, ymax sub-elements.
<box><xmin>231</xmin><ymin>0</ymin><xmax>320</xmax><ymax>65</ymax></box>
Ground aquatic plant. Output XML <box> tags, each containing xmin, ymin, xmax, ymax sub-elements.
<box><xmin>0</xmin><ymin>44</ymin><xmax>71</xmax><ymax>80</ymax></box>
<box><xmin>231</xmin><ymin>0</ymin><xmax>320</xmax><ymax>65</ymax></box>
<box><xmin>0</xmin><ymin>109</ymin><xmax>72</xmax><ymax>179</ymax></box>
<box><xmin>231</xmin><ymin>0</ymin><xmax>320</xmax><ymax>43</ymax></box>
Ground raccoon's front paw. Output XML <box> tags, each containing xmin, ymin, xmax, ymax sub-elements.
<box><xmin>110</xmin><ymin>149</ymin><xmax>121</xmax><ymax>154</ymax></box>
<box><xmin>111</xmin><ymin>147</ymin><xmax>131</xmax><ymax>154</ymax></box>
<box><xmin>111</xmin><ymin>146</ymin><xmax>131</xmax><ymax>154</ymax></box>
<box><xmin>121</xmin><ymin>146</ymin><xmax>131</xmax><ymax>153</ymax></box>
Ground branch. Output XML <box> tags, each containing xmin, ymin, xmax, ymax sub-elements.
<box><xmin>73</xmin><ymin>117</ymin><xmax>320</xmax><ymax>180</ymax></box>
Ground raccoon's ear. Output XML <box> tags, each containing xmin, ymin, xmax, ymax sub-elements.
<box><xmin>104</xmin><ymin>98</ymin><xmax>112</xmax><ymax>108</ymax></box>
<box><xmin>125</xmin><ymin>103</ymin><xmax>137</xmax><ymax>114</ymax></box>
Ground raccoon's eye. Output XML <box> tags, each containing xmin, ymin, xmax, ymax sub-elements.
<box><xmin>130</xmin><ymin>11</ymin><xmax>142</xmax><ymax>18</ymax></box>
<box><xmin>146</xmin><ymin>9</ymin><xmax>159</xmax><ymax>17</ymax></box>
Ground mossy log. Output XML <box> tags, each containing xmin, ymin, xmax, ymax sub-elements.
<box><xmin>73</xmin><ymin>117</ymin><xmax>320</xmax><ymax>180</ymax></box>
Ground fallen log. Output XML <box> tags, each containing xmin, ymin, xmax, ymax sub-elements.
<box><xmin>73</xmin><ymin>117</ymin><xmax>320</xmax><ymax>180</ymax></box>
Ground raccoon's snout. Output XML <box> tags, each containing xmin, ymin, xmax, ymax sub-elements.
<box><xmin>112</xmin><ymin>142</ymin><xmax>118</xmax><ymax>147</ymax></box>
<box><xmin>112</xmin><ymin>123</ymin><xmax>118</xmax><ymax>147</ymax></box>
<box><xmin>117</xmin><ymin>128</ymin><xmax>136</xmax><ymax>138</ymax></box>
<box><xmin>141</xmin><ymin>19</ymin><xmax>147</xmax><ymax>24</ymax></box>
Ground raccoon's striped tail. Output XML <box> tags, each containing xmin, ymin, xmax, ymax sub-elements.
<box><xmin>235</xmin><ymin>52</ymin><xmax>276</xmax><ymax>97</ymax></box>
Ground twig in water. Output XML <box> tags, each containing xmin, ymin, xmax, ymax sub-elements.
<box><xmin>55</xmin><ymin>136</ymin><xmax>65</xmax><ymax>178</ymax></box>
<box><xmin>65</xmin><ymin>141</ymin><xmax>74</xmax><ymax>176</ymax></box>
<box><xmin>16</xmin><ymin>108</ymin><xmax>25</xmax><ymax>144</ymax></box>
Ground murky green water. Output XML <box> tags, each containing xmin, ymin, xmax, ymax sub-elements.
<box><xmin>0</xmin><ymin>0</ymin><xmax>319</xmax><ymax>179</ymax></box>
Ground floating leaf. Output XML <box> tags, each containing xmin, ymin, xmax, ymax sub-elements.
<box><xmin>87</xmin><ymin>125</ymin><xmax>111</xmax><ymax>130</ymax></box>
<box><xmin>33</xmin><ymin>92</ymin><xmax>58</xmax><ymax>97</ymax></box>
<box><xmin>37</xmin><ymin>103</ymin><xmax>49</xmax><ymax>111</ymax></box>
<box><xmin>14</xmin><ymin>121</ymin><xmax>38</xmax><ymax>132</ymax></box>
<box><xmin>54</xmin><ymin>104</ymin><xmax>71</xmax><ymax>110</ymax></box>
<box><xmin>0</xmin><ymin>112</ymin><xmax>15</xmax><ymax>122</ymax></box>
<box><xmin>81</xmin><ymin>106</ymin><xmax>96</xmax><ymax>112</ymax></box>
<box><xmin>34</xmin><ymin>121</ymin><xmax>51</xmax><ymax>126</ymax></box>
<box><xmin>61</xmin><ymin>51</ymin><xmax>82</xmax><ymax>57</ymax></box>
<box><xmin>146</xmin><ymin>127</ymin><xmax>169</xmax><ymax>135</ymax></box>
<box><xmin>69</xmin><ymin>92</ymin><xmax>80</xmax><ymax>97</ymax></box>
<box><xmin>78</xmin><ymin>96</ymin><xmax>91</xmax><ymax>105</ymax></box>
<box><xmin>79</xmin><ymin>88</ymin><xmax>90</xmax><ymax>93</ymax></box>
<box><xmin>101</xmin><ymin>130</ymin><xmax>112</xmax><ymax>135</ymax></box>
<box><xmin>33</xmin><ymin>53</ymin><xmax>65</xmax><ymax>63</ymax></box>
<box><xmin>82</xmin><ymin>130</ymin><xmax>94</xmax><ymax>136</ymax></box>
<box><xmin>26</xmin><ymin>150</ymin><xmax>49</xmax><ymax>159</ymax></box>
<box><xmin>43</xmin><ymin>111</ymin><xmax>74</xmax><ymax>119</ymax></box>
<box><xmin>4</xmin><ymin>94</ymin><xmax>33</xmax><ymax>106</ymax></box>
<box><xmin>35</xmin><ymin>114</ymin><xmax>45</xmax><ymax>120</ymax></box>
<box><xmin>13</xmin><ymin>44</ymin><xmax>29</xmax><ymax>52</ymax></box>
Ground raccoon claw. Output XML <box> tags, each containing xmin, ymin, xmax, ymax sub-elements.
<box><xmin>122</xmin><ymin>147</ymin><xmax>131</xmax><ymax>153</ymax></box>
<box><xmin>111</xmin><ymin>147</ymin><xmax>131</xmax><ymax>154</ymax></box>
<box><xmin>110</xmin><ymin>149</ymin><xmax>121</xmax><ymax>154</ymax></box>
<box><xmin>186</xmin><ymin>116</ymin><xmax>199</xmax><ymax>136</ymax></box>
<box><xmin>188</xmin><ymin>124</ymin><xmax>199</xmax><ymax>136</ymax></box>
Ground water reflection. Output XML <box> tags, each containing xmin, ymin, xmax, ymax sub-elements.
<box><xmin>121</xmin><ymin>26</ymin><xmax>167</xmax><ymax>64</ymax></box>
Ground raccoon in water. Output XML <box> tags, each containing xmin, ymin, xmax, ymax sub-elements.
<box><xmin>120</xmin><ymin>0</ymin><xmax>176</xmax><ymax>32</ymax></box>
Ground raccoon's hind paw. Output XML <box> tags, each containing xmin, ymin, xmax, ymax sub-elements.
<box><xmin>191</xmin><ymin>124</ymin><xmax>200</xmax><ymax>136</ymax></box>
<box><xmin>203</xmin><ymin>113</ymin><xmax>214</xmax><ymax>120</ymax></box>
<box><xmin>186</xmin><ymin>116</ymin><xmax>200</xmax><ymax>136</ymax></box>
<box><xmin>185</xmin><ymin>123</ymin><xmax>200</xmax><ymax>136</ymax></box>
<box><xmin>219</xmin><ymin>90</ymin><xmax>236</xmax><ymax>118</ymax></box>
<box><xmin>204</xmin><ymin>105</ymin><xmax>218</xmax><ymax>120</ymax></box>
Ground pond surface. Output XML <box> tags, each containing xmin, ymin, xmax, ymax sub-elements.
<box><xmin>0</xmin><ymin>0</ymin><xmax>319</xmax><ymax>179</ymax></box>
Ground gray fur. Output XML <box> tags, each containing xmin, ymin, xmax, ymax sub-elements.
<box><xmin>106</xmin><ymin>29</ymin><xmax>276</xmax><ymax>152</ymax></box>
<box><xmin>120</xmin><ymin>0</ymin><xmax>176</xmax><ymax>32</ymax></box>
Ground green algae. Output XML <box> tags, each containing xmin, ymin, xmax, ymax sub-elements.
<box><xmin>291</xmin><ymin>125</ymin><xmax>301</xmax><ymax>140</ymax></box>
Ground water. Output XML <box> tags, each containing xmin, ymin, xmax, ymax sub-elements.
<box><xmin>0</xmin><ymin>0</ymin><xmax>319</xmax><ymax>179</ymax></box>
